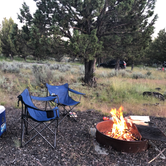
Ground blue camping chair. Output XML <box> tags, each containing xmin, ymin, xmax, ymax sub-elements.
<box><xmin>46</xmin><ymin>83</ymin><xmax>85</xmax><ymax>122</ymax></box>
<box><xmin>18</xmin><ymin>88</ymin><xmax>59</xmax><ymax>148</ymax></box>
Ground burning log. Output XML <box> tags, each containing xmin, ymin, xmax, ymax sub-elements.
<box><xmin>103</xmin><ymin>106</ymin><xmax>141</xmax><ymax>141</ymax></box>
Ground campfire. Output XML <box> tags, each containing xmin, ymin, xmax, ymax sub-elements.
<box><xmin>103</xmin><ymin>106</ymin><xmax>140</xmax><ymax>141</ymax></box>
<box><xmin>96</xmin><ymin>106</ymin><xmax>149</xmax><ymax>153</ymax></box>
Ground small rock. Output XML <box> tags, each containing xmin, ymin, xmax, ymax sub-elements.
<box><xmin>89</xmin><ymin>128</ymin><xmax>96</xmax><ymax>137</ymax></box>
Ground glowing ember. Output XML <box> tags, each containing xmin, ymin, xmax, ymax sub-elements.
<box><xmin>104</xmin><ymin>106</ymin><xmax>139</xmax><ymax>141</ymax></box>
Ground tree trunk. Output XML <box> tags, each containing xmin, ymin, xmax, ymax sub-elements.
<box><xmin>24</xmin><ymin>56</ymin><xmax>27</xmax><ymax>62</ymax></box>
<box><xmin>84</xmin><ymin>59</ymin><xmax>97</xmax><ymax>87</ymax></box>
<box><xmin>115</xmin><ymin>59</ymin><xmax>120</xmax><ymax>70</ymax></box>
<box><xmin>97</xmin><ymin>57</ymin><xmax>104</xmax><ymax>66</ymax></box>
<box><xmin>93</xmin><ymin>58</ymin><xmax>96</xmax><ymax>72</ymax></box>
<box><xmin>131</xmin><ymin>63</ymin><xmax>134</xmax><ymax>70</ymax></box>
<box><xmin>9</xmin><ymin>54</ymin><xmax>13</xmax><ymax>61</ymax></box>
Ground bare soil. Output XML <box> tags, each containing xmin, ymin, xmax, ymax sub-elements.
<box><xmin>0</xmin><ymin>107</ymin><xmax>166</xmax><ymax>166</ymax></box>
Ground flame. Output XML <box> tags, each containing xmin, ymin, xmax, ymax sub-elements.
<box><xmin>106</xmin><ymin>106</ymin><xmax>136</xmax><ymax>141</ymax></box>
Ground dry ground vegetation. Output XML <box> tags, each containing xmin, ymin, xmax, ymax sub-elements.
<box><xmin>0</xmin><ymin>60</ymin><xmax>166</xmax><ymax>118</ymax></box>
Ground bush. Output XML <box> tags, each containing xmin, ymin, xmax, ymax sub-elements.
<box><xmin>32</xmin><ymin>65</ymin><xmax>53</xmax><ymax>87</ymax></box>
<box><xmin>0</xmin><ymin>61</ymin><xmax>20</xmax><ymax>73</ymax></box>
<box><xmin>49</xmin><ymin>63</ymin><xmax>71</xmax><ymax>72</ymax></box>
<box><xmin>0</xmin><ymin>76</ymin><xmax>14</xmax><ymax>91</ymax></box>
<box><xmin>146</xmin><ymin>71</ymin><xmax>152</xmax><ymax>76</ymax></box>
<box><xmin>132</xmin><ymin>72</ymin><xmax>146</xmax><ymax>79</ymax></box>
<box><xmin>99</xmin><ymin>71</ymin><xmax>110</xmax><ymax>78</ymax></box>
<box><xmin>79</xmin><ymin>65</ymin><xmax>85</xmax><ymax>75</ymax></box>
<box><xmin>109</xmin><ymin>70</ymin><xmax>116</xmax><ymax>77</ymax></box>
<box><xmin>118</xmin><ymin>70</ymin><xmax>130</xmax><ymax>78</ymax></box>
<box><xmin>58</xmin><ymin>64</ymin><xmax>71</xmax><ymax>72</ymax></box>
<box><xmin>49</xmin><ymin>64</ymin><xmax>60</xmax><ymax>70</ymax></box>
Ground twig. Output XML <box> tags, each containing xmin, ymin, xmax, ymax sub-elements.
<box><xmin>149</xmin><ymin>140</ymin><xmax>166</xmax><ymax>159</ymax></box>
<box><xmin>36</xmin><ymin>161</ymin><xmax>43</xmax><ymax>166</ymax></box>
<box><xmin>148</xmin><ymin>148</ymin><xmax>166</xmax><ymax>164</ymax></box>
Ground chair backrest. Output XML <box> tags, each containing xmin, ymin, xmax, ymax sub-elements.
<box><xmin>18</xmin><ymin>88</ymin><xmax>38</xmax><ymax>109</ymax></box>
<box><xmin>18</xmin><ymin>88</ymin><xmax>59</xmax><ymax>121</ymax></box>
<box><xmin>46</xmin><ymin>83</ymin><xmax>71</xmax><ymax>105</ymax></box>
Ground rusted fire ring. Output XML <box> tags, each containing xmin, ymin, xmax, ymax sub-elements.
<box><xmin>96</xmin><ymin>120</ymin><xmax>149</xmax><ymax>153</ymax></box>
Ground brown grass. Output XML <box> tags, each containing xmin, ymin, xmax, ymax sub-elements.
<box><xmin>0</xmin><ymin>64</ymin><xmax>166</xmax><ymax>118</ymax></box>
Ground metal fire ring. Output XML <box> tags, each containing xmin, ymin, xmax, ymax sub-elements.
<box><xmin>96</xmin><ymin>120</ymin><xmax>149</xmax><ymax>153</ymax></box>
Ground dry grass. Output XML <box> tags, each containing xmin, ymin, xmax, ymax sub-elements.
<box><xmin>0</xmin><ymin>62</ymin><xmax>166</xmax><ymax>117</ymax></box>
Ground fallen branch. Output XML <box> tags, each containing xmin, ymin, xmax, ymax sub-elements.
<box><xmin>149</xmin><ymin>141</ymin><xmax>166</xmax><ymax>159</ymax></box>
<box><xmin>148</xmin><ymin>148</ymin><xmax>166</xmax><ymax>164</ymax></box>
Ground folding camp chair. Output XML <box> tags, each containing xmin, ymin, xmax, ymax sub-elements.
<box><xmin>46</xmin><ymin>83</ymin><xmax>85</xmax><ymax>122</ymax></box>
<box><xmin>17</xmin><ymin>88</ymin><xmax>59</xmax><ymax>148</ymax></box>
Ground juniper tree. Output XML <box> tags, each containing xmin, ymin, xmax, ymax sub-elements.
<box><xmin>9</xmin><ymin>23</ymin><xmax>33</xmax><ymax>61</ymax></box>
<box><xmin>146</xmin><ymin>29</ymin><xmax>166</xmax><ymax>65</ymax></box>
<box><xmin>18</xmin><ymin>2</ymin><xmax>65</xmax><ymax>60</ymax></box>
<box><xmin>0</xmin><ymin>18</ymin><xmax>16</xmax><ymax>60</ymax></box>
<box><xmin>18</xmin><ymin>0</ymin><xmax>157</xmax><ymax>85</ymax></box>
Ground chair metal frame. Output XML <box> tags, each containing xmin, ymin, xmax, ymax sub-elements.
<box><xmin>18</xmin><ymin>88</ymin><xmax>59</xmax><ymax>148</ymax></box>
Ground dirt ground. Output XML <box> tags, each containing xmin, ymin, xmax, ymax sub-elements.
<box><xmin>0</xmin><ymin>107</ymin><xmax>166</xmax><ymax>166</ymax></box>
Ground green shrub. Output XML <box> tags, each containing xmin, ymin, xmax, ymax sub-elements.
<box><xmin>118</xmin><ymin>70</ymin><xmax>130</xmax><ymax>78</ymax></box>
<box><xmin>49</xmin><ymin>64</ymin><xmax>60</xmax><ymax>70</ymax></box>
<box><xmin>99</xmin><ymin>71</ymin><xmax>110</xmax><ymax>78</ymax></box>
<box><xmin>146</xmin><ymin>71</ymin><xmax>152</xmax><ymax>76</ymax></box>
<box><xmin>32</xmin><ymin>65</ymin><xmax>53</xmax><ymax>86</ymax></box>
<box><xmin>0</xmin><ymin>76</ymin><xmax>14</xmax><ymax>91</ymax></box>
<box><xmin>49</xmin><ymin>63</ymin><xmax>72</xmax><ymax>72</ymax></box>
<box><xmin>79</xmin><ymin>65</ymin><xmax>85</xmax><ymax>75</ymax></box>
<box><xmin>163</xmin><ymin>92</ymin><xmax>166</xmax><ymax>99</ymax></box>
<box><xmin>70</xmin><ymin>68</ymin><xmax>78</xmax><ymax>74</ymax></box>
<box><xmin>59</xmin><ymin>64</ymin><xmax>71</xmax><ymax>72</ymax></box>
<box><xmin>0</xmin><ymin>61</ymin><xmax>20</xmax><ymax>73</ymax></box>
<box><xmin>108</xmin><ymin>70</ymin><xmax>116</xmax><ymax>77</ymax></box>
<box><xmin>132</xmin><ymin>72</ymin><xmax>146</xmax><ymax>79</ymax></box>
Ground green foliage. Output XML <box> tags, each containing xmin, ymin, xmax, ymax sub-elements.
<box><xmin>0</xmin><ymin>38</ymin><xmax>2</xmax><ymax>55</ymax></box>
<box><xmin>146</xmin><ymin>29</ymin><xmax>166</xmax><ymax>64</ymax></box>
<box><xmin>69</xmin><ymin>29</ymin><xmax>103</xmax><ymax>61</ymax></box>
<box><xmin>17</xmin><ymin>2</ymin><xmax>66</xmax><ymax>60</ymax></box>
<box><xmin>146</xmin><ymin>71</ymin><xmax>152</xmax><ymax>76</ymax></box>
<box><xmin>0</xmin><ymin>18</ymin><xmax>16</xmax><ymax>58</ymax></box>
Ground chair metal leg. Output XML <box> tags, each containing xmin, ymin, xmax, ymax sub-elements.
<box><xmin>21</xmin><ymin>118</ymin><xmax>25</xmax><ymax>147</ymax></box>
<box><xmin>21</xmin><ymin>118</ymin><xmax>58</xmax><ymax>149</ymax></box>
<box><xmin>25</xmin><ymin>117</ymin><xmax>28</xmax><ymax>135</ymax></box>
<box><xmin>59</xmin><ymin>105</ymin><xmax>78</xmax><ymax>124</ymax></box>
<box><xmin>54</xmin><ymin>128</ymin><xmax>56</xmax><ymax>148</ymax></box>
<box><xmin>54</xmin><ymin>119</ymin><xmax>59</xmax><ymax>148</ymax></box>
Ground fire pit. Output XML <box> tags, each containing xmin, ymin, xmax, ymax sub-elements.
<box><xmin>96</xmin><ymin>106</ymin><xmax>149</xmax><ymax>153</ymax></box>
<box><xmin>96</xmin><ymin>120</ymin><xmax>148</xmax><ymax>153</ymax></box>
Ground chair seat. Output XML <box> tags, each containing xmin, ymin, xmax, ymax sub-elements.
<box><xmin>28</xmin><ymin>107</ymin><xmax>59</xmax><ymax>122</ymax></box>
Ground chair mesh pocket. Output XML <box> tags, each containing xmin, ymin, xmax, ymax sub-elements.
<box><xmin>47</xmin><ymin>111</ymin><xmax>54</xmax><ymax>118</ymax></box>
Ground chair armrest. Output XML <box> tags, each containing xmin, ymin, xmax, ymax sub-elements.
<box><xmin>31</xmin><ymin>95</ymin><xmax>58</xmax><ymax>102</ymax></box>
<box><xmin>68</xmin><ymin>88</ymin><xmax>85</xmax><ymax>95</ymax></box>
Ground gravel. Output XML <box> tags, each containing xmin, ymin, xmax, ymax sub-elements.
<box><xmin>0</xmin><ymin>107</ymin><xmax>166</xmax><ymax>166</ymax></box>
